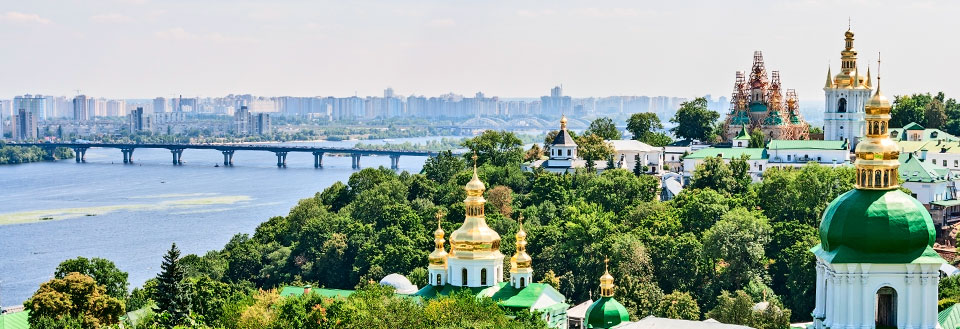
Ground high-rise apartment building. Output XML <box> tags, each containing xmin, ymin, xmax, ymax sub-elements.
<box><xmin>13</xmin><ymin>95</ymin><xmax>47</xmax><ymax>120</ymax></box>
<box><xmin>128</xmin><ymin>107</ymin><xmax>151</xmax><ymax>132</ymax></box>
<box><xmin>153</xmin><ymin>97</ymin><xmax>167</xmax><ymax>113</ymax></box>
<box><xmin>73</xmin><ymin>95</ymin><xmax>89</xmax><ymax>121</ymax></box>
<box><xmin>14</xmin><ymin>108</ymin><xmax>37</xmax><ymax>140</ymax></box>
<box><xmin>233</xmin><ymin>106</ymin><xmax>271</xmax><ymax>135</ymax></box>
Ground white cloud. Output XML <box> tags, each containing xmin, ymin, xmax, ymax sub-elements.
<box><xmin>154</xmin><ymin>27</ymin><xmax>258</xmax><ymax>43</ymax></box>
<box><xmin>90</xmin><ymin>13</ymin><xmax>134</xmax><ymax>23</ymax></box>
<box><xmin>426</xmin><ymin>18</ymin><xmax>456</xmax><ymax>28</ymax></box>
<box><xmin>0</xmin><ymin>11</ymin><xmax>51</xmax><ymax>24</ymax></box>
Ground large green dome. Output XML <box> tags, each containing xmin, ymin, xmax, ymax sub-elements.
<box><xmin>585</xmin><ymin>297</ymin><xmax>630</xmax><ymax>329</ymax></box>
<box><xmin>812</xmin><ymin>189</ymin><xmax>944</xmax><ymax>264</ymax></box>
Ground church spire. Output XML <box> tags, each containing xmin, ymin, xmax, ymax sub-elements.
<box><xmin>855</xmin><ymin>55</ymin><xmax>898</xmax><ymax>190</ymax></box>
<box><xmin>866</xmin><ymin>66</ymin><xmax>873</xmax><ymax>88</ymax></box>
<box><xmin>824</xmin><ymin>66</ymin><xmax>833</xmax><ymax>89</ymax></box>
<box><xmin>428</xmin><ymin>210</ymin><xmax>448</xmax><ymax>268</ymax></box>
<box><xmin>509</xmin><ymin>214</ymin><xmax>534</xmax><ymax>288</ymax></box>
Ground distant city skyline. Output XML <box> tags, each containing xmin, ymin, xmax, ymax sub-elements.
<box><xmin>1</xmin><ymin>0</ymin><xmax>957</xmax><ymax>101</ymax></box>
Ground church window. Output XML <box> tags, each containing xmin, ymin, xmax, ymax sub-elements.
<box><xmin>945</xmin><ymin>160</ymin><xmax>948</xmax><ymax>167</ymax></box>
<box><xmin>520</xmin><ymin>277</ymin><xmax>525</xmax><ymax>288</ymax></box>
<box><xmin>883</xmin><ymin>170</ymin><xmax>890</xmax><ymax>186</ymax></box>
<box><xmin>567</xmin><ymin>149</ymin><xmax>571</xmax><ymax>156</ymax></box>
<box><xmin>436</xmin><ymin>274</ymin><xmax>441</xmax><ymax>285</ymax></box>
<box><xmin>875</xmin><ymin>170</ymin><xmax>882</xmax><ymax>187</ymax></box>
<box><xmin>881</xmin><ymin>122</ymin><xmax>886</xmax><ymax>134</ymax></box>
<box><xmin>481</xmin><ymin>268</ymin><xmax>487</xmax><ymax>285</ymax></box>
<box><xmin>462</xmin><ymin>268</ymin><xmax>468</xmax><ymax>286</ymax></box>
<box><xmin>838</xmin><ymin>98</ymin><xmax>847</xmax><ymax>113</ymax></box>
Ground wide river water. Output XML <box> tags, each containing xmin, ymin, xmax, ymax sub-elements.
<box><xmin>0</xmin><ymin>137</ymin><xmax>442</xmax><ymax>306</ymax></box>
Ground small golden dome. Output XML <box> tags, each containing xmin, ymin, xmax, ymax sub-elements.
<box><xmin>465</xmin><ymin>170</ymin><xmax>486</xmax><ymax>196</ymax></box>
<box><xmin>511</xmin><ymin>216</ymin><xmax>532</xmax><ymax>270</ymax></box>
<box><xmin>845</xmin><ymin>30</ymin><xmax>854</xmax><ymax>38</ymax></box>
<box><xmin>865</xmin><ymin>89</ymin><xmax>891</xmax><ymax>112</ymax></box>
<box><xmin>429</xmin><ymin>211</ymin><xmax>448</xmax><ymax>267</ymax></box>
<box><xmin>599</xmin><ymin>258</ymin><xmax>615</xmax><ymax>297</ymax></box>
<box><xmin>560</xmin><ymin>115</ymin><xmax>568</xmax><ymax>130</ymax></box>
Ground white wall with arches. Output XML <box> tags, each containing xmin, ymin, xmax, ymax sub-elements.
<box><xmin>813</xmin><ymin>259</ymin><xmax>941</xmax><ymax>329</ymax></box>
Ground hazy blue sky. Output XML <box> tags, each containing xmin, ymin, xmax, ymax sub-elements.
<box><xmin>1</xmin><ymin>0</ymin><xmax>957</xmax><ymax>102</ymax></box>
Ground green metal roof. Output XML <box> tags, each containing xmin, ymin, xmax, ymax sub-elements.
<box><xmin>0</xmin><ymin>311</ymin><xmax>29</xmax><ymax>329</ymax></box>
<box><xmin>940</xmin><ymin>303</ymin><xmax>960</xmax><ymax>329</ymax></box>
<box><xmin>734</xmin><ymin>126</ymin><xmax>750</xmax><ymax>140</ymax></box>
<box><xmin>767</xmin><ymin>140</ymin><xmax>847</xmax><ymax>150</ymax></box>
<box><xmin>279</xmin><ymin>286</ymin><xmax>355</xmax><ymax>298</ymax></box>
<box><xmin>749</xmin><ymin>102</ymin><xmax>767</xmax><ymax>112</ymax></box>
<box><xmin>812</xmin><ymin>189</ymin><xmax>945</xmax><ymax>264</ymax></box>
<box><xmin>414</xmin><ymin>283</ymin><xmax>567</xmax><ymax>311</ymax></box>
<box><xmin>899</xmin><ymin>153</ymin><xmax>951</xmax><ymax>183</ymax></box>
<box><xmin>933</xmin><ymin>200</ymin><xmax>960</xmax><ymax>207</ymax></box>
<box><xmin>903</xmin><ymin>122</ymin><xmax>925</xmax><ymax>130</ymax></box>
<box><xmin>683</xmin><ymin>147</ymin><xmax>767</xmax><ymax>160</ymax></box>
<box><xmin>585</xmin><ymin>297</ymin><xmax>630</xmax><ymax>329</ymax></box>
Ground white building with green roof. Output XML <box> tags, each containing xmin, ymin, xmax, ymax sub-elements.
<box><xmin>811</xmin><ymin>80</ymin><xmax>946</xmax><ymax>329</ymax></box>
<box><xmin>890</xmin><ymin>122</ymin><xmax>959</xmax><ymax>142</ymax></box>
<box><xmin>681</xmin><ymin>139</ymin><xmax>851</xmax><ymax>181</ymax></box>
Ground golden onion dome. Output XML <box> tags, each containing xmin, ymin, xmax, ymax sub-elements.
<box><xmin>449</xmin><ymin>158</ymin><xmax>502</xmax><ymax>259</ymax></box>
<box><xmin>845</xmin><ymin>30</ymin><xmax>854</xmax><ymax>38</ymax></box>
<box><xmin>428</xmin><ymin>211</ymin><xmax>448</xmax><ymax>267</ymax></box>
<box><xmin>510</xmin><ymin>216</ymin><xmax>532</xmax><ymax>270</ymax></box>
<box><xmin>865</xmin><ymin>89</ymin><xmax>891</xmax><ymax>112</ymax></box>
<box><xmin>599</xmin><ymin>258</ymin><xmax>615</xmax><ymax>297</ymax></box>
<box><xmin>560</xmin><ymin>115</ymin><xmax>568</xmax><ymax>130</ymax></box>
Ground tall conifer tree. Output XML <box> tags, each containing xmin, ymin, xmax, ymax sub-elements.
<box><xmin>155</xmin><ymin>243</ymin><xmax>192</xmax><ymax>327</ymax></box>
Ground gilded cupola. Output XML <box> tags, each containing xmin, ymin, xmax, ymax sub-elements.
<box><xmin>428</xmin><ymin>210</ymin><xmax>448</xmax><ymax>268</ymax></box>
<box><xmin>510</xmin><ymin>215</ymin><xmax>532</xmax><ymax>271</ymax></box>
<box><xmin>599</xmin><ymin>258</ymin><xmax>615</xmax><ymax>297</ymax></box>
<box><xmin>854</xmin><ymin>58</ymin><xmax>899</xmax><ymax>190</ymax></box>
<box><xmin>448</xmin><ymin>155</ymin><xmax>503</xmax><ymax>259</ymax></box>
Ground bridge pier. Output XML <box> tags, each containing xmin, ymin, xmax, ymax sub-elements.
<box><xmin>42</xmin><ymin>147</ymin><xmax>57</xmax><ymax>161</ymax></box>
<box><xmin>73</xmin><ymin>147</ymin><xmax>88</xmax><ymax>163</ymax></box>
<box><xmin>312</xmin><ymin>152</ymin><xmax>324</xmax><ymax>168</ymax></box>
<box><xmin>351</xmin><ymin>153</ymin><xmax>361</xmax><ymax>169</ymax></box>
<box><xmin>221</xmin><ymin>150</ymin><xmax>235</xmax><ymax>166</ymax></box>
<box><xmin>170</xmin><ymin>149</ymin><xmax>184</xmax><ymax>165</ymax></box>
<box><xmin>389</xmin><ymin>155</ymin><xmax>401</xmax><ymax>170</ymax></box>
<box><xmin>121</xmin><ymin>148</ymin><xmax>135</xmax><ymax>164</ymax></box>
<box><xmin>275</xmin><ymin>152</ymin><xmax>288</xmax><ymax>168</ymax></box>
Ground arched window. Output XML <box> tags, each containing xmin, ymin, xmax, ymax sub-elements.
<box><xmin>520</xmin><ymin>277</ymin><xmax>525</xmax><ymax>288</ymax></box>
<box><xmin>462</xmin><ymin>268</ymin><xmax>468</xmax><ymax>286</ymax></box>
<box><xmin>875</xmin><ymin>170</ymin><xmax>882</xmax><ymax>187</ymax></box>
<box><xmin>436</xmin><ymin>274</ymin><xmax>441</xmax><ymax>285</ymax></box>
<box><xmin>883</xmin><ymin>170</ymin><xmax>890</xmax><ymax>187</ymax></box>
<box><xmin>838</xmin><ymin>98</ymin><xmax>847</xmax><ymax>113</ymax></box>
<box><xmin>567</xmin><ymin>149</ymin><xmax>571</xmax><ymax>156</ymax></box>
<box><xmin>880</xmin><ymin>122</ymin><xmax>887</xmax><ymax>134</ymax></box>
<box><xmin>481</xmin><ymin>268</ymin><xmax>487</xmax><ymax>286</ymax></box>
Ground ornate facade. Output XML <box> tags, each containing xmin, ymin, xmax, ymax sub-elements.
<box><xmin>811</xmin><ymin>69</ymin><xmax>945</xmax><ymax>329</ymax></box>
<box><xmin>723</xmin><ymin>51</ymin><xmax>809</xmax><ymax>141</ymax></box>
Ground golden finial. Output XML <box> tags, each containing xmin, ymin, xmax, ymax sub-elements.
<box><xmin>510</xmin><ymin>213</ymin><xmax>531</xmax><ymax>271</ymax></box>
<box><xmin>429</xmin><ymin>210</ymin><xmax>448</xmax><ymax>267</ymax></box>
<box><xmin>560</xmin><ymin>115</ymin><xmax>568</xmax><ymax>130</ymax></box>
<box><xmin>435</xmin><ymin>209</ymin><xmax>444</xmax><ymax>230</ymax></box>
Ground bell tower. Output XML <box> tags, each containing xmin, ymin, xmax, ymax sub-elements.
<box><xmin>823</xmin><ymin>25</ymin><xmax>872</xmax><ymax>147</ymax></box>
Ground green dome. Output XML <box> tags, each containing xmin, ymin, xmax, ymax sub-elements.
<box><xmin>812</xmin><ymin>189</ymin><xmax>944</xmax><ymax>264</ymax></box>
<box><xmin>585</xmin><ymin>297</ymin><xmax>630</xmax><ymax>329</ymax></box>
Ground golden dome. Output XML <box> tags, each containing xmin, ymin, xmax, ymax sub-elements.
<box><xmin>429</xmin><ymin>211</ymin><xmax>448</xmax><ymax>267</ymax></box>
<box><xmin>599</xmin><ymin>258</ymin><xmax>615</xmax><ymax>297</ymax></box>
<box><xmin>845</xmin><ymin>30</ymin><xmax>854</xmax><ymax>38</ymax></box>
<box><xmin>449</xmin><ymin>158</ymin><xmax>502</xmax><ymax>259</ymax></box>
<box><xmin>854</xmin><ymin>59</ymin><xmax>899</xmax><ymax>190</ymax></box>
<box><xmin>510</xmin><ymin>215</ymin><xmax>532</xmax><ymax>271</ymax></box>
<box><xmin>865</xmin><ymin>89</ymin><xmax>891</xmax><ymax>112</ymax></box>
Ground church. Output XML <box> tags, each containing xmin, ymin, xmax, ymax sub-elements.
<box><xmin>823</xmin><ymin>26</ymin><xmax>874</xmax><ymax>148</ymax></box>
<box><xmin>722</xmin><ymin>51</ymin><xmax>810</xmax><ymax>141</ymax></box>
<box><xmin>414</xmin><ymin>160</ymin><xmax>570</xmax><ymax>328</ymax></box>
<box><xmin>810</xmin><ymin>66</ymin><xmax>946</xmax><ymax>328</ymax></box>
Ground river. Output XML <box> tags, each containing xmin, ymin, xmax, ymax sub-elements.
<box><xmin>0</xmin><ymin>137</ymin><xmax>445</xmax><ymax>306</ymax></box>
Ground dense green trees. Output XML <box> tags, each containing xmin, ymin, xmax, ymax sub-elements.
<box><xmin>670</xmin><ymin>97</ymin><xmax>720</xmax><ymax>142</ymax></box>
<box><xmin>55</xmin><ymin>257</ymin><xmax>129</xmax><ymax>300</ymax></box>
<box><xmin>24</xmin><ymin>272</ymin><xmax>125</xmax><ymax>328</ymax></box>
<box><xmin>460</xmin><ymin>130</ymin><xmax>524</xmax><ymax>166</ymax></box>
<box><xmin>627</xmin><ymin>112</ymin><xmax>672</xmax><ymax>146</ymax></box>
<box><xmin>585</xmin><ymin>117</ymin><xmax>622</xmax><ymax>140</ymax></box>
<box><xmin>0</xmin><ymin>144</ymin><xmax>74</xmax><ymax>164</ymax></box>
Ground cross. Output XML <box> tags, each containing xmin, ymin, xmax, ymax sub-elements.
<box><xmin>877</xmin><ymin>52</ymin><xmax>882</xmax><ymax>87</ymax></box>
<box><xmin>518</xmin><ymin>213</ymin><xmax>524</xmax><ymax>228</ymax></box>
<box><xmin>604</xmin><ymin>257</ymin><xmax>609</xmax><ymax>272</ymax></box>
<box><xmin>435</xmin><ymin>209</ymin><xmax>443</xmax><ymax>228</ymax></box>
<box><xmin>848</xmin><ymin>17</ymin><xmax>851</xmax><ymax>30</ymax></box>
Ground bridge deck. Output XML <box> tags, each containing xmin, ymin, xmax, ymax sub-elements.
<box><xmin>7</xmin><ymin>142</ymin><xmax>463</xmax><ymax>157</ymax></box>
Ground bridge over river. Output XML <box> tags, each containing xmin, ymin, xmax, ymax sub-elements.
<box><xmin>7</xmin><ymin>142</ymin><xmax>463</xmax><ymax>169</ymax></box>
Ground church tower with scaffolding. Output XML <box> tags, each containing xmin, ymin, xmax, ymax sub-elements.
<box><xmin>723</xmin><ymin>51</ymin><xmax>809</xmax><ymax>141</ymax></box>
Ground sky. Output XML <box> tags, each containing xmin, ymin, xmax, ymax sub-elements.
<box><xmin>1</xmin><ymin>0</ymin><xmax>957</xmax><ymax>102</ymax></box>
